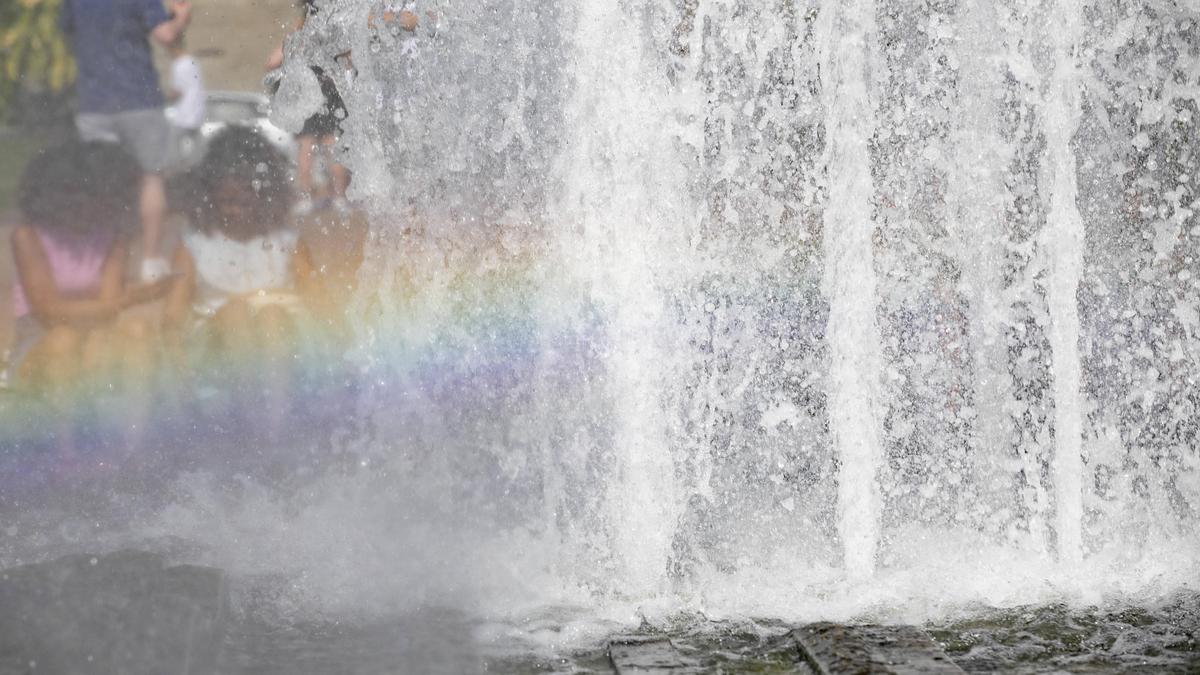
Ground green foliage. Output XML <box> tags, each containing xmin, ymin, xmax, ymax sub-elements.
<box><xmin>0</xmin><ymin>128</ymin><xmax>50</xmax><ymax>214</ymax></box>
<box><xmin>0</xmin><ymin>0</ymin><xmax>75</xmax><ymax>124</ymax></box>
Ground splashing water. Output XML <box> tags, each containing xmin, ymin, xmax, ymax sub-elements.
<box><xmin>815</xmin><ymin>0</ymin><xmax>886</xmax><ymax>581</ymax></box>
<box><xmin>4</xmin><ymin>0</ymin><xmax>1200</xmax><ymax>655</ymax></box>
<box><xmin>267</xmin><ymin>0</ymin><xmax>1200</xmax><ymax>611</ymax></box>
<box><xmin>1041</xmin><ymin>0</ymin><xmax>1087</xmax><ymax>566</ymax></box>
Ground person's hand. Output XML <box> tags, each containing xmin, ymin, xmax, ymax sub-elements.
<box><xmin>122</xmin><ymin>275</ymin><xmax>177</xmax><ymax>309</ymax></box>
<box><xmin>397</xmin><ymin>10</ymin><xmax>418</xmax><ymax>31</ymax></box>
<box><xmin>172</xmin><ymin>0</ymin><xmax>192</xmax><ymax>23</ymax></box>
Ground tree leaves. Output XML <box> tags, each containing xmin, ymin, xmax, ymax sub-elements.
<box><xmin>0</xmin><ymin>0</ymin><xmax>75</xmax><ymax>123</ymax></box>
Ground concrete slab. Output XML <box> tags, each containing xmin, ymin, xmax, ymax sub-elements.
<box><xmin>608</xmin><ymin>635</ymin><xmax>703</xmax><ymax>674</ymax></box>
<box><xmin>164</xmin><ymin>0</ymin><xmax>299</xmax><ymax>94</ymax></box>
<box><xmin>792</xmin><ymin>623</ymin><xmax>964</xmax><ymax>675</ymax></box>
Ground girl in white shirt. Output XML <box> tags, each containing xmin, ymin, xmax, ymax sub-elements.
<box><xmin>164</xmin><ymin>128</ymin><xmax>333</xmax><ymax>362</ymax></box>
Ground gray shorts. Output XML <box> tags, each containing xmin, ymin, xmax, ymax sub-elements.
<box><xmin>76</xmin><ymin>109</ymin><xmax>170</xmax><ymax>173</ymax></box>
<box><xmin>165</xmin><ymin>126</ymin><xmax>203</xmax><ymax>174</ymax></box>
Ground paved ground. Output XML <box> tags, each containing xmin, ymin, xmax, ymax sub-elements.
<box><xmin>184</xmin><ymin>0</ymin><xmax>301</xmax><ymax>92</ymax></box>
<box><xmin>7</xmin><ymin>551</ymin><xmax>1199</xmax><ymax>673</ymax></box>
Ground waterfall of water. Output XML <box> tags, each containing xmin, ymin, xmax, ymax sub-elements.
<box><xmin>814</xmin><ymin>0</ymin><xmax>885</xmax><ymax>579</ymax></box>
<box><xmin>17</xmin><ymin>0</ymin><xmax>1186</xmax><ymax>627</ymax></box>
<box><xmin>553</xmin><ymin>0</ymin><xmax>695</xmax><ymax>595</ymax></box>
<box><xmin>1039</xmin><ymin>1</ymin><xmax>1087</xmax><ymax>564</ymax></box>
<box><xmin>947</xmin><ymin>0</ymin><xmax>1020</xmax><ymax>538</ymax></box>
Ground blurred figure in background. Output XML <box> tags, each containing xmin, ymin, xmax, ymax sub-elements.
<box><xmin>7</xmin><ymin>142</ymin><xmax>171</xmax><ymax>394</ymax></box>
<box><xmin>164</xmin><ymin>34</ymin><xmax>207</xmax><ymax>173</ymax></box>
<box><xmin>164</xmin><ymin>128</ymin><xmax>336</xmax><ymax>364</ymax></box>
<box><xmin>164</xmin><ymin>128</ymin><xmax>338</xmax><ymax>432</ymax></box>
<box><xmin>266</xmin><ymin>0</ymin><xmax>354</xmax><ymax>216</ymax></box>
<box><xmin>59</xmin><ymin>0</ymin><xmax>192</xmax><ymax>281</ymax></box>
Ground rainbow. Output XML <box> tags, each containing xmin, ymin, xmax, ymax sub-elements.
<box><xmin>0</xmin><ymin>243</ymin><xmax>606</xmax><ymax>503</ymax></box>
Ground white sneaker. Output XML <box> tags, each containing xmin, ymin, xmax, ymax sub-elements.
<box><xmin>292</xmin><ymin>197</ymin><xmax>315</xmax><ymax>217</ymax></box>
<box><xmin>140</xmin><ymin>257</ymin><xmax>171</xmax><ymax>282</ymax></box>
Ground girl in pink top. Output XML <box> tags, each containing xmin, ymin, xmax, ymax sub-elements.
<box><xmin>8</xmin><ymin>141</ymin><xmax>170</xmax><ymax>391</ymax></box>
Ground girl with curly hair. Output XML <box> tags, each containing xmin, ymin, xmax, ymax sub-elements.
<box><xmin>8</xmin><ymin>141</ymin><xmax>171</xmax><ymax>391</ymax></box>
<box><xmin>163</xmin><ymin>127</ymin><xmax>332</xmax><ymax>363</ymax></box>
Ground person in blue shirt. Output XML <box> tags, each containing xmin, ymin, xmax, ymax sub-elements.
<box><xmin>59</xmin><ymin>0</ymin><xmax>193</xmax><ymax>282</ymax></box>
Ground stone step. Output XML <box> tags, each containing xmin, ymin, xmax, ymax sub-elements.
<box><xmin>608</xmin><ymin>635</ymin><xmax>705</xmax><ymax>674</ymax></box>
<box><xmin>792</xmin><ymin>623</ymin><xmax>964</xmax><ymax>675</ymax></box>
<box><xmin>0</xmin><ymin>550</ymin><xmax>228</xmax><ymax>675</ymax></box>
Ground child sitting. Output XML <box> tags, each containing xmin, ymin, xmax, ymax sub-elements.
<box><xmin>8</xmin><ymin>141</ymin><xmax>171</xmax><ymax>392</ymax></box>
<box><xmin>164</xmin><ymin>127</ymin><xmax>333</xmax><ymax>363</ymax></box>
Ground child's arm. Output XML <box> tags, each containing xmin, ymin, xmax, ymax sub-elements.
<box><xmin>121</xmin><ymin>275</ymin><xmax>175</xmax><ymax>308</ymax></box>
<box><xmin>160</xmin><ymin>245</ymin><xmax>195</xmax><ymax>366</ymax></box>
<box><xmin>265</xmin><ymin>43</ymin><xmax>285</xmax><ymax>72</ymax></box>
<box><xmin>12</xmin><ymin>227</ymin><xmax>127</xmax><ymax>328</ymax></box>
<box><xmin>149</xmin><ymin>0</ymin><xmax>192</xmax><ymax>46</ymax></box>
<box><xmin>162</xmin><ymin>245</ymin><xmax>196</xmax><ymax>333</ymax></box>
<box><xmin>265</xmin><ymin>15</ymin><xmax>307</xmax><ymax>71</ymax></box>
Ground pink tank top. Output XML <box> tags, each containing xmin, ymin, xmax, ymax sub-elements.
<box><xmin>12</xmin><ymin>227</ymin><xmax>116</xmax><ymax>319</ymax></box>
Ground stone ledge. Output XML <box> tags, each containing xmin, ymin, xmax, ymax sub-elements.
<box><xmin>793</xmin><ymin>623</ymin><xmax>964</xmax><ymax>675</ymax></box>
<box><xmin>608</xmin><ymin>635</ymin><xmax>704</xmax><ymax>674</ymax></box>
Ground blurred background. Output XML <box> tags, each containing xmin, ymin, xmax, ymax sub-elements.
<box><xmin>0</xmin><ymin>0</ymin><xmax>300</xmax><ymax>351</ymax></box>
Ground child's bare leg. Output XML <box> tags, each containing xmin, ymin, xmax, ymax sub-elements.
<box><xmin>254</xmin><ymin>305</ymin><xmax>296</xmax><ymax>359</ymax></box>
<box><xmin>331</xmin><ymin>162</ymin><xmax>350</xmax><ymax>201</ymax></box>
<box><xmin>296</xmin><ymin>135</ymin><xmax>317</xmax><ymax>198</ymax></box>
<box><xmin>254</xmin><ymin>306</ymin><xmax>296</xmax><ymax>439</ymax></box>
<box><xmin>321</xmin><ymin>135</ymin><xmax>350</xmax><ymax>200</ymax></box>
<box><xmin>209</xmin><ymin>300</ymin><xmax>257</xmax><ymax>357</ymax></box>
<box><xmin>20</xmin><ymin>326</ymin><xmax>85</xmax><ymax>459</ymax></box>
<box><xmin>162</xmin><ymin>324</ymin><xmax>189</xmax><ymax>375</ymax></box>
<box><xmin>140</xmin><ymin>173</ymin><xmax>167</xmax><ymax>268</ymax></box>
<box><xmin>81</xmin><ymin>324</ymin><xmax>118</xmax><ymax>384</ymax></box>
<box><xmin>113</xmin><ymin>316</ymin><xmax>158</xmax><ymax>455</ymax></box>
<box><xmin>115</xmin><ymin>316</ymin><xmax>157</xmax><ymax>379</ymax></box>
<box><xmin>21</xmin><ymin>325</ymin><xmax>84</xmax><ymax>394</ymax></box>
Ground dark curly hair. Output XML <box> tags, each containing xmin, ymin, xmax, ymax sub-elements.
<box><xmin>18</xmin><ymin>140</ymin><xmax>141</xmax><ymax>234</ymax></box>
<box><xmin>188</xmin><ymin>127</ymin><xmax>293</xmax><ymax>237</ymax></box>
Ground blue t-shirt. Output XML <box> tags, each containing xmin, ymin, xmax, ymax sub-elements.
<box><xmin>59</xmin><ymin>0</ymin><xmax>171</xmax><ymax>114</ymax></box>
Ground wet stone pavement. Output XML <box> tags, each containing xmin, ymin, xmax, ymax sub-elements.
<box><xmin>1</xmin><ymin>552</ymin><xmax>1198</xmax><ymax>674</ymax></box>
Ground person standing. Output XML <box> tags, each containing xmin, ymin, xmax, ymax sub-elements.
<box><xmin>59</xmin><ymin>0</ymin><xmax>193</xmax><ymax>281</ymax></box>
<box><xmin>265</xmin><ymin>0</ymin><xmax>356</xmax><ymax>216</ymax></box>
